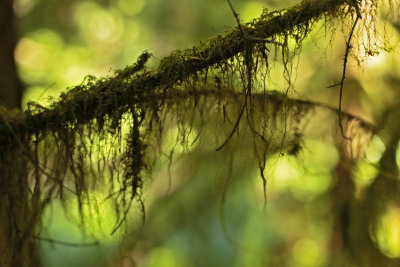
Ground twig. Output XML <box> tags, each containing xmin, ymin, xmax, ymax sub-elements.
<box><xmin>216</xmin><ymin>0</ymin><xmax>254</xmax><ymax>151</ymax></box>
<box><xmin>216</xmin><ymin>94</ymin><xmax>247</xmax><ymax>151</ymax></box>
<box><xmin>338</xmin><ymin>14</ymin><xmax>360</xmax><ymax>138</ymax></box>
<box><xmin>226</xmin><ymin>0</ymin><xmax>245</xmax><ymax>36</ymax></box>
<box><xmin>34</xmin><ymin>235</ymin><xmax>99</xmax><ymax>247</ymax></box>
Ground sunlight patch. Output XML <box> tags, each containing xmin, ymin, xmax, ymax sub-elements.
<box><xmin>373</xmin><ymin>205</ymin><xmax>400</xmax><ymax>258</ymax></box>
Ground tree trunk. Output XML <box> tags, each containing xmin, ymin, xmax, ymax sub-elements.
<box><xmin>0</xmin><ymin>0</ymin><xmax>23</xmax><ymax>109</ymax></box>
<box><xmin>0</xmin><ymin>1</ymin><xmax>39</xmax><ymax>266</ymax></box>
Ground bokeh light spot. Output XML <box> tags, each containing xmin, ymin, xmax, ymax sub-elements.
<box><xmin>146</xmin><ymin>247</ymin><xmax>191</xmax><ymax>267</ymax></box>
<box><xmin>89</xmin><ymin>11</ymin><xmax>118</xmax><ymax>41</ymax></box>
<box><xmin>354</xmin><ymin>160</ymin><xmax>378</xmax><ymax>192</ymax></box>
<box><xmin>13</xmin><ymin>0</ymin><xmax>35</xmax><ymax>17</ymax></box>
<box><xmin>273</xmin><ymin>156</ymin><xmax>301</xmax><ymax>182</ymax></box>
<box><xmin>366</xmin><ymin>135</ymin><xmax>385</xmax><ymax>163</ymax></box>
<box><xmin>115</xmin><ymin>0</ymin><xmax>145</xmax><ymax>16</ymax></box>
<box><xmin>74</xmin><ymin>2</ymin><xmax>122</xmax><ymax>42</ymax></box>
<box><xmin>292</xmin><ymin>238</ymin><xmax>325</xmax><ymax>266</ymax></box>
<box><xmin>15</xmin><ymin>37</ymin><xmax>46</xmax><ymax>69</ymax></box>
<box><xmin>241</xmin><ymin>1</ymin><xmax>265</xmax><ymax>22</ymax></box>
<box><xmin>374</xmin><ymin>205</ymin><xmax>400</xmax><ymax>258</ymax></box>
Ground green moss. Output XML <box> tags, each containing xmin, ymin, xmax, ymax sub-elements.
<box><xmin>0</xmin><ymin>0</ymin><xmax>385</xmax><ymax>265</ymax></box>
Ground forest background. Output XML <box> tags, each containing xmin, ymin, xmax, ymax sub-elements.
<box><xmin>2</xmin><ymin>0</ymin><xmax>400</xmax><ymax>266</ymax></box>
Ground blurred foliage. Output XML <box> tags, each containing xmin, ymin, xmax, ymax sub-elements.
<box><xmin>9</xmin><ymin>0</ymin><xmax>400</xmax><ymax>266</ymax></box>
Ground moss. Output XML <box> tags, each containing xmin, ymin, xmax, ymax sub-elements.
<box><xmin>0</xmin><ymin>0</ymin><xmax>387</xmax><ymax>265</ymax></box>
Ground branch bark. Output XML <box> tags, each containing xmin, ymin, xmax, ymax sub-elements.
<box><xmin>0</xmin><ymin>0</ymin><xmax>351</xmax><ymax>144</ymax></box>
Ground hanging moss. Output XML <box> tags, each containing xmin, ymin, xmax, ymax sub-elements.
<box><xmin>0</xmin><ymin>0</ymin><xmax>395</xmax><ymax>265</ymax></box>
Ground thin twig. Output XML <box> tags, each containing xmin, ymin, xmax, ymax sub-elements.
<box><xmin>216</xmin><ymin>0</ymin><xmax>254</xmax><ymax>151</ymax></box>
<box><xmin>338</xmin><ymin>15</ymin><xmax>360</xmax><ymax>138</ymax></box>
<box><xmin>216</xmin><ymin>94</ymin><xmax>247</xmax><ymax>151</ymax></box>
<box><xmin>34</xmin><ymin>235</ymin><xmax>99</xmax><ymax>247</ymax></box>
<box><xmin>227</xmin><ymin>0</ymin><xmax>245</xmax><ymax>36</ymax></box>
<box><xmin>110</xmin><ymin>195</ymin><xmax>134</xmax><ymax>236</ymax></box>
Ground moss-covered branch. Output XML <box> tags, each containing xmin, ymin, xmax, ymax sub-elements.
<box><xmin>0</xmin><ymin>0</ymin><xmax>353</xmax><ymax>145</ymax></box>
<box><xmin>0</xmin><ymin>0</ymin><xmax>386</xmax><ymax>265</ymax></box>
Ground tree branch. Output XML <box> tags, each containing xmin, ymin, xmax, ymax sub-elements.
<box><xmin>0</xmin><ymin>0</ymin><xmax>352</xmax><ymax>145</ymax></box>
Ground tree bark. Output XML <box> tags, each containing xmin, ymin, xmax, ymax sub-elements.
<box><xmin>0</xmin><ymin>0</ymin><xmax>23</xmax><ymax>109</ymax></box>
<box><xmin>0</xmin><ymin>1</ymin><xmax>38</xmax><ymax>266</ymax></box>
